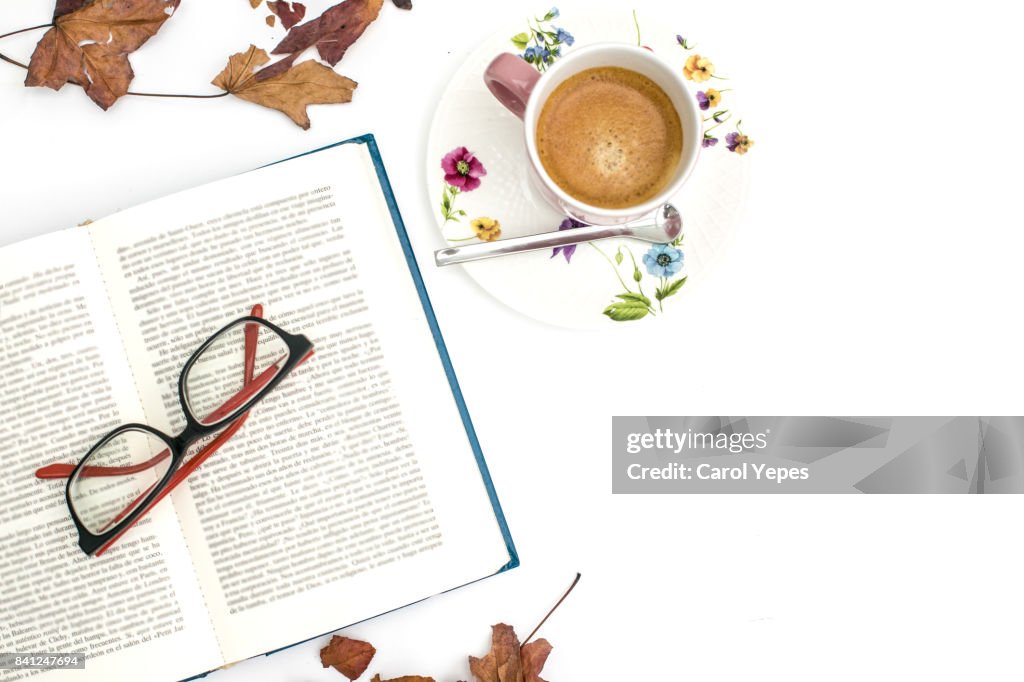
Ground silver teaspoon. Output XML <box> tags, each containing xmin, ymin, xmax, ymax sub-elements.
<box><xmin>434</xmin><ymin>203</ymin><xmax>683</xmax><ymax>267</ymax></box>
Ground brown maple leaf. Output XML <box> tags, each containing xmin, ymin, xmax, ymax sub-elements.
<box><xmin>26</xmin><ymin>0</ymin><xmax>180</xmax><ymax>110</ymax></box>
<box><xmin>212</xmin><ymin>45</ymin><xmax>357</xmax><ymax>129</ymax></box>
<box><xmin>271</xmin><ymin>0</ymin><xmax>383</xmax><ymax>70</ymax></box>
<box><xmin>468</xmin><ymin>625</ymin><xmax>553</xmax><ymax>682</ymax></box>
<box><xmin>370</xmin><ymin>676</ymin><xmax>435</xmax><ymax>682</ymax></box>
<box><xmin>520</xmin><ymin>640</ymin><xmax>553</xmax><ymax>682</ymax></box>
<box><xmin>267</xmin><ymin>1</ymin><xmax>307</xmax><ymax>29</ymax></box>
<box><xmin>320</xmin><ymin>635</ymin><xmax>376</xmax><ymax>680</ymax></box>
<box><xmin>469</xmin><ymin>624</ymin><xmax>521</xmax><ymax>682</ymax></box>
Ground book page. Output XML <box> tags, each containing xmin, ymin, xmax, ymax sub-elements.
<box><xmin>88</xmin><ymin>141</ymin><xmax>512</xmax><ymax>663</ymax></box>
<box><xmin>0</xmin><ymin>231</ymin><xmax>222</xmax><ymax>681</ymax></box>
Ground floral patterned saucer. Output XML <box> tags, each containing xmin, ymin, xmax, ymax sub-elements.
<box><xmin>426</xmin><ymin>7</ymin><xmax>752</xmax><ymax>329</ymax></box>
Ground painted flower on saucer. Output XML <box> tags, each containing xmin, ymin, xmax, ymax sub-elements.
<box><xmin>643</xmin><ymin>244</ymin><xmax>684</xmax><ymax>278</ymax></box>
<box><xmin>696</xmin><ymin>88</ymin><xmax>722</xmax><ymax>111</ymax></box>
<box><xmin>511</xmin><ymin>7</ymin><xmax>573</xmax><ymax>72</ymax></box>
<box><xmin>439</xmin><ymin>145</ymin><xmax>494</xmax><ymax>238</ymax></box>
<box><xmin>442</xmin><ymin>146</ymin><xmax>487</xmax><ymax>191</ymax></box>
<box><xmin>683</xmin><ymin>54</ymin><xmax>715</xmax><ymax>82</ymax></box>
<box><xmin>726</xmin><ymin>124</ymin><xmax>754</xmax><ymax>155</ymax></box>
<box><xmin>471</xmin><ymin>217</ymin><xmax>502</xmax><ymax>242</ymax></box>
<box><xmin>551</xmin><ymin>217</ymin><xmax>585</xmax><ymax>263</ymax></box>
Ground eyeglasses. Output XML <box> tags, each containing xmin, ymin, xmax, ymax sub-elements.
<box><xmin>35</xmin><ymin>305</ymin><xmax>314</xmax><ymax>557</ymax></box>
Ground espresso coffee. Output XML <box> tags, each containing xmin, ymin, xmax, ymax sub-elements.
<box><xmin>536</xmin><ymin>66</ymin><xmax>682</xmax><ymax>210</ymax></box>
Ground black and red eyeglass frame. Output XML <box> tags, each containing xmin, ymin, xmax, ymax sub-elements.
<box><xmin>36</xmin><ymin>305</ymin><xmax>314</xmax><ymax>556</ymax></box>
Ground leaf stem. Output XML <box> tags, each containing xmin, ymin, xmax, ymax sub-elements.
<box><xmin>704</xmin><ymin>111</ymin><xmax>732</xmax><ymax>132</ymax></box>
<box><xmin>0</xmin><ymin>51</ymin><xmax>27</xmax><ymax>70</ymax></box>
<box><xmin>522</xmin><ymin>573</ymin><xmax>581</xmax><ymax>646</ymax></box>
<box><xmin>625</xmin><ymin>246</ymin><xmax>647</xmax><ymax>300</ymax></box>
<box><xmin>589</xmin><ymin>243</ymin><xmax>633</xmax><ymax>293</ymax></box>
<box><xmin>126</xmin><ymin>90</ymin><xmax>229</xmax><ymax>99</ymax></box>
<box><xmin>0</xmin><ymin>24</ymin><xmax>52</xmax><ymax>41</ymax></box>
<box><xmin>632</xmin><ymin>9</ymin><xmax>641</xmax><ymax>46</ymax></box>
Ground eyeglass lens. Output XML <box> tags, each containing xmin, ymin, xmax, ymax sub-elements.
<box><xmin>68</xmin><ymin>428</ymin><xmax>174</xmax><ymax>534</ymax></box>
<box><xmin>183</xmin><ymin>321</ymin><xmax>291</xmax><ymax>426</ymax></box>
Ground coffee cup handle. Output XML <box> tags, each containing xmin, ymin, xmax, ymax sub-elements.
<box><xmin>483</xmin><ymin>53</ymin><xmax>540</xmax><ymax>120</ymax></box>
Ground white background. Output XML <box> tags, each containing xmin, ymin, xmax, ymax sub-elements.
<box><xmin>3</xmin><ymin>0</ymin><xmax>1024</xmax><ymax>679</ymax></box>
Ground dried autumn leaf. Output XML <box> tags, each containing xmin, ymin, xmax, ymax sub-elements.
<box><xmin>212</xmin><ymin>45</ymin><xmax>357</xmax><ymax>129</ymax></box>
<box><xmin>25</xmin><ymin>0</ymin><xmax>182</xmax><ymax>108</ymax></box>
<box><xmin>468</xmin><ymin>624</ymin><xmax>523</xmax><ymax>682</ymax></box>
<box><xmin>520</xmin><ymin>640</ymin><xmax>553</xmax><ymax>682</ymax></box>
<box><xmin>320</xmin><ymin>635</ymin><xmax>376</xmax><ymax>680</ymax></box>
<box><xmin>26</xmin><ymin>0</ymin><xmax>180</xmax><ymax>110</ymax></box>
<box><xmin>392</xmin><ymin>0</ymin><xmax>412</xmax><ymax>8</ymax></box>
<box><xmin>250</xmin><ymin>0</ymin><xmax>262</xmax><ymax>8</ymax></box>
<box><xmin>272</xmin><ymin>0</ymin><xmax>383</xmax><ymax>67</ymax></box>
<box><xmin>268</xmin><ymin>1</ymin><xmax>307</xmax><ymax>29</ymax></box>
<box><xmin>467</xmin><ymin>625</ymin><xmax>554</xmax><ymax>682</ymax></box>
<box><xmin>370</xmin><ymin>676</ymin><xmax>435</xmax><ymax>682</ymax></box>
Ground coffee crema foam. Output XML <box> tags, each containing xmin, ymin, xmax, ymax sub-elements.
<box><xmin>536</xmin><ymin>66</ymin><xmax>683</xmax><ymax>210</ymax></box>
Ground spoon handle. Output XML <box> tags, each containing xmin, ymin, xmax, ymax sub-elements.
<box><xmin>434</xmin><ymin>222</ymin><xmax>632</xmax><ymax>267</ymax></box>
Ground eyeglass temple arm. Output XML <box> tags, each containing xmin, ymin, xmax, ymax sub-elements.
<box><xmin>33</xmin><ymin>306</ymin><xmax>287</xmax><ymax>480</ymax></box>
<box><xmin>34</xmin><ymin>362</ymin><xmax>281</xmax><ymax>480</ymax></box>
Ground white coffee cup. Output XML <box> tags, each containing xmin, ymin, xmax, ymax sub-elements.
<box><xmin>484</xmin><ymin>43</ymin><xmax>702</xmax><ymax>226</ymax></box>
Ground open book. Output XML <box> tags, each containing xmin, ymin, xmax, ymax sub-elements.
<box><xmin>0</xmin><ymin>136</ymin><xmax>517</xmax><ymax>682</ymax></box>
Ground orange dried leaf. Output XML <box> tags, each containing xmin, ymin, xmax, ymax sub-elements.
<box><xmin>212</xmin><ymin>45</ymin><xmax>357</xmax><ymax>129</ymax></box>
<box><xmin>250</xmin><ymin>0</ymin><xmax>262</xmax><ymax>8</ymax></box>
<box><xmin>521</xmin><ymin>640</ymin><xmax>553</xmax><ymax>682</ymax></box>
<box><xmin>468</xmin><ymin>624</ymin><xmax>522</xmax><ymax>682</ymax></box>
<box><xmin>25</xmin><ymin>0</ymin><xmax>180</xmax><ymax>110</ymax></box>
<box><xmin>320</xmin><ymin>635</ymin><xmax>376</xmax><ymax>680</ymax></box>
<box><xmin>467</xmin><ymin>625</ymin><xmax>554</xmax><ymax>682</ymax></box>
<box><xmin>266</xmin><ymin>14</ymin><xmax>276</xmax><ymax>26</ymax></box>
